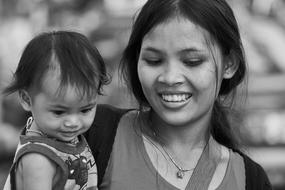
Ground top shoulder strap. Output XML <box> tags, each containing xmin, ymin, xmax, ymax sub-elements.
<box><xmin>234</xmin><ymin>150</ymin><xmax>272</xmax><ymax>190</ymax></box>
<box><xmin>84</xmin><ymin>104</ymin><xmax>132</xmax><ymax>186</ymax></box>
<box><xmin>9</xmin><ymin>143</ymin><xmax>68</xmax><ymax>190</ymax></box>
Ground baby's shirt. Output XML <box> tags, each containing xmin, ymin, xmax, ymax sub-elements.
<box><xmin>3</xmin><ymin>128</ymin><xmax>97</xmax><ymax>190</ymax></box>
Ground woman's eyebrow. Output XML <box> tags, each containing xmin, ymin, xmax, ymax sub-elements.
<box><xmin>142</xmin><ymin>46</ymin><xmax>206</xmax><ymax>53</ymax></box>
<box><xmin>141</xmin><ymin>47</ymin><xmax>161</xmax><ymax>53</ymax></box>
<box><xmin>180</xmin><ymin>47</ymin><xmax>205</xmax><ymax>53</ymax></box>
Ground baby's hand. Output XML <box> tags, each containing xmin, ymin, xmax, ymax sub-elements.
<box><xmin>64</xmin><ymin>179</ymin><xmax>80</xmax><ymax>190</ymax></box>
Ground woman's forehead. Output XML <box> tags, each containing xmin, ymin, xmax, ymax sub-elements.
<box><xmin>142</xmin><ymin>18</ymin><xmax>219</xmax><ymax>54</ymax></box>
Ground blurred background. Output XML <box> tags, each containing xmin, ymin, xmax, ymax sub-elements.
<box><xmin>0</xmin><ymin>0</ymin><xmax>285</xmax><ymax>189</ymax></box>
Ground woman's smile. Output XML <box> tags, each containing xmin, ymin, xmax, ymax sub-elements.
<box><xmin>160</xmin><ymin>93</ymin><xmax>192</xmax><ymax>102</ymax></box>
<box><xmin>158</xmin><ymin>91</ymin><xmax>192</xmax><ymax>109</ymax></box>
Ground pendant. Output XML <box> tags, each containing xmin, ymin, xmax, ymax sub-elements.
<box><xmin>177</xmin><ymin>170</ymin><xmax>184</xmax><ymax>179</ymax></box>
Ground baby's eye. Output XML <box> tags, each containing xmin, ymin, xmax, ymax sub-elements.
<box><xmin>52</xmin><ymin>110</ymin><xmax>65</xmax><ymax>116</ymax></box>
<box><xmin>81</xmin><ymin>107</ymin><xmax>93</xmax><ymax>114</ymax></box>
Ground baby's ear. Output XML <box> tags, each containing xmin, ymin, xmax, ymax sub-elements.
<box><xmin>223</xmin><ymin>52</ymin><xmax>239</xmax><ymax>79</ymax></box>
<box><xmin>19</xmin><ymin>90</ymin><xmax>32</xmax><ymax>111</ymax></box>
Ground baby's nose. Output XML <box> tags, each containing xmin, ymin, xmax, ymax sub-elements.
<box><xmin>64</xmin><ymin>115</ymin><xmax>80</xmax><ymax>128</ymax></box>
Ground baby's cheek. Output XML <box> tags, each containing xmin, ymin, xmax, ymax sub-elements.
<box><xmin>64</xmin><ymin>179</ymin><xmax>80</xmax><ymax>190</ymax></box>
<box><xmin>84</xmin><ymin>115</ymin><xmax>96</xmax><ymax>128</ymax></box>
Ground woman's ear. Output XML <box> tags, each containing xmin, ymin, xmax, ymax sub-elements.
<box><xmin>223</xmin><ymin>52</ymin><xmax>239</xmax><ymax>79</ymax></box>
<box><xmin>19</xmin><ymin>90</ymin><xmax>32</xmax><ymax>111</ymax></box>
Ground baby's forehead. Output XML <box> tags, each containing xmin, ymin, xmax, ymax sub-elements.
<box><xmin>42</xmin><ymin>83</ymin><xmax>97</xmax><ymax>101</ymax></box>
<box><xmin>33</xmin><ymin>74</ymin><xmax>96</xmax><ymax>101</ymax></box>
<box><xmin>56</xmin><ymin>86</ymin><xmax>97</xmax><ymax>101</ymax></box>
<box><xmin>32</xmin><ymin>56</ymin><xmax>99</xmax><ymax>101</ymax></box>
<box><xmin>38</xmin><ymin>88</ymin><xmax>97</xmax><ymax>109</ymax></box>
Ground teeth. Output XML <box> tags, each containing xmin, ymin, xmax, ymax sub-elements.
<box><xmin>161</xmin><ymin>94</ymin><xmax>191</xmax><ymax>102</ymax></box>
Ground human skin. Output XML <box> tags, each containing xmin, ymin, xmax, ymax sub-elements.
<box><xmin>137</xmin><ymin>17</ymin><xmax>227</xmax><ymax>136</ymax></box>
<box><xmin>137</xmin><ymin>17</ymin><xmax>235</xmax><ymax>189</ymax></box>
<box><xmin>20</xmin><ymin>61</ymin><xmax>97</xmax><ymax>143</ymax></box>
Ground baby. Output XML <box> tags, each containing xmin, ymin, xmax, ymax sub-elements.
<box><xmin>3</xmin><ymin>31</ymin><xmax>109</xmax><ymax>190</ymax></box>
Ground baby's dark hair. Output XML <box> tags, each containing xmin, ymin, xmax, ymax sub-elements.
<box><xmin>3</xmin><ymin>30</ymin><xmax>109</xmax><ymax>99</ymax></box>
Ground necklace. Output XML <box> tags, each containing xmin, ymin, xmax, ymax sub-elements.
<box><xmin>25</xmin><ymin>117</ymin><xmax>45</xmax><ymax>136</ymax></box>
<box><xmin>26</xmin><ymin>128</ymin><xmax>45</xmax><ymax>136</ymax></box>
<box><xmin>161</xmin><ymin>145</ymin><xmax>194</xmax><ymax>179</ymax></box>
<box><xmin>151</xmin><ymin>128</ymin><xmax>195</xmax><ymax>179</ymax></box>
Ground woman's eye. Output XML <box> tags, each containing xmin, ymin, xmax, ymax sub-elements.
<box><xmin>143</xmin><ymin>58</ymin><xmax>162</xmax><ymax>65</ymax></box>
<box><xmin>183</xmin><ymin>59</ymin><xmax>203</xmax><ymax>66</ymax></box>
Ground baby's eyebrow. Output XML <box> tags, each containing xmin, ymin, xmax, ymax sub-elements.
<box><xmin>81</xmin><ymin>102</ymin><xmax>97</xmax><ymax>109</ymax></box>
<box><xmin>49</xmin><ymin>104</ymin><xmax>66</xmax><ymax>108</ymax></box>
<box><xmin>48</xmin><ymin>102</ymin><xmax>96</xmax><ymax>109</ymax></box>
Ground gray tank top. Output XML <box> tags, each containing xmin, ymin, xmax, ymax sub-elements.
<box><xmin>100</xmin><ymin>111</ymin><xmax>245</xmax><ymax>190</ymax></box>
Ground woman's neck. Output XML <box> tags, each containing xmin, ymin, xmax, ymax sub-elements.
<box><xmin>149</xmin><ymin>111</ymin><xmax>211</xmax><ymax>151</ymax></box>
<box><xmin>140</xmin><ymin>110</ymin><xmax>212</xmax><ymax>171</ymax></box>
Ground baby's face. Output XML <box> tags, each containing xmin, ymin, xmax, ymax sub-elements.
<box><xmin>28</xmin><ymin>69</ymin><xmax>97</xmax><ymax>142</ymax></box>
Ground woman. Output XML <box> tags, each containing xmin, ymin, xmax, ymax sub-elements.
<box><xmin>85</xmin><ymin>0</ymin><xmax>272</xmax><ymax>189</ymax></box>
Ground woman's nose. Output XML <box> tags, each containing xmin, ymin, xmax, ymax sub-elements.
<box><xmin>157</xmin><ymin>61</ymin><xmax>184</xmax><ymax>85</ymax></box>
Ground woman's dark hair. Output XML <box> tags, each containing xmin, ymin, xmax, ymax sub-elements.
<box><xmin>120</xmin><ymin>0</ymin><xmax>246</xmax><ymax>149</ymax></box>
<box><xmin>4</xmin><ymin>30</ymin><xmax>110</xmax><ymax>98</ymax></box>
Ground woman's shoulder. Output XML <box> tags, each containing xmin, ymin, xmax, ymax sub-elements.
<box><xmin>96</xmin><ymin>104</ymin><xmax>131</xmax><ymax>118</ymax></box>
<box><xmin>96</xmin><ymin>104</ymin><xmax>129</xmax><ymax>112</ymax></box>
<box><xmin>85</xmin><ymin>104</ymin><xmax>136</xmax><ymax>149</ymax></box>
<box><xmin>233</xmin><ymin>149</ymin><xmax>273</xmax><ymax>190</ymax></box>
<box><xmin>234</xmin><ymin>150</ymin><xmax>267</xmax><ymax>175</ymax></box>
<box><xmin>85</xmin><ymin>104</ymin><xmax>137</xmax><ymax>185</ymax></box>
<box><xmin>93</xmin><ymin>104</ymin><xmax>134</xmax><ymax>126</ymax></box>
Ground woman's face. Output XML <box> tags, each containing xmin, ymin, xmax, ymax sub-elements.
<box><xmin>137</xmin><ymin>17</ymin><xmax>226</xmax><ymax>128</ymax></box>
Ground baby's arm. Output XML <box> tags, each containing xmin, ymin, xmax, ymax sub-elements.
<box><xmin>16</xmin><ymin>153</ymin><xmax>56</xmax><ymax>190</ymax></box>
